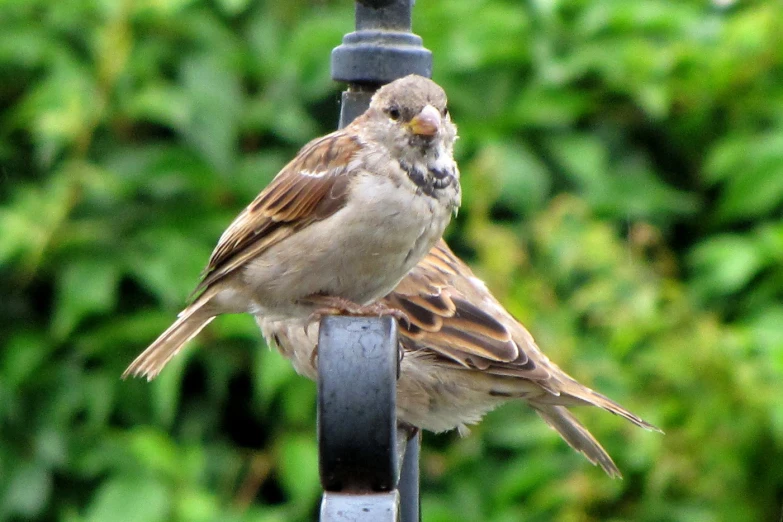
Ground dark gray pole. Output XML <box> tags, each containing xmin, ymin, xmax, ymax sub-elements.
<box><xmin>318</xmin><ymin>317</ymin><xmax>399</xmax><ymax>492</ymax></box>
<box><xmin>398</xmin><ymin>432</ymin><xmax>421</xmax><ymax>522</ymax></box>
<box><xmin>318</xmin><ymin>1</ymin><xmax>429</xmax><ymax>520</ymax></box>
<box><xmin>332</xmin><ymin>0</ymin><xmax>433</xmax><ymax>128</ymax></box>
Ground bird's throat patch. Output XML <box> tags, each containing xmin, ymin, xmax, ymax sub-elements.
<box><xmin>399</xmin><ymin>159</ymin><xmax>454</xmax><ymax>198</ymax></box>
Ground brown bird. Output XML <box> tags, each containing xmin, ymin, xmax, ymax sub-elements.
<box><xmin>123</xmin><ymin>75</ymin><xmax>461</xmax><ymax>381</ymax></box>
<box><xmin>260</xmin><ymin>240</ymin><xmax>661</xmax><ymax>478</ymax></box>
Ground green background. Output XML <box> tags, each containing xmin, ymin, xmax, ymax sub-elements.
<box><xmin>2</xmin><ymin>0</ymin><xmax>782</xmax><ymax>520</ymax></box>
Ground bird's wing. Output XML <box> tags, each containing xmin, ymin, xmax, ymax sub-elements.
<box><xmin>387</xmin><ymin>240</ymin><xmax>556</xmax><ymax>386</ymax></box>
<box><xmin>195</xmin><ymin>132</ymin><xmax>361</xmax><ymax>294</ymax></box>
<box><xmin>388</xmin><ymin>241</ymin><xmax>660</xmax><ymax>432</ymax></box>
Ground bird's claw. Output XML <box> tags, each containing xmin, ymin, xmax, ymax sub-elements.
<box><xmin>303</xmin><ymin>296</ymin><xmax>411</xmax><ymax>329</ymax></box>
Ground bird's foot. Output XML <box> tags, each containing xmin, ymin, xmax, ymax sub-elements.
<box><xmin>304</xmin><ymin>295</ymin><xmax>410</xmax><ymax>328</ymax></box>
<box><xmin>398</xmin><ymin>421</ymin><xmax>420</xmax><ymax>441</ymax></box>
<box><xmin>303</xmin><ymin>296</ymin><xmax>410</xmax><ymax>367</ymax></box>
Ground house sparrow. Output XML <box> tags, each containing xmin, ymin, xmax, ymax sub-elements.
<box><xmin>123</xmin><ymin>75</ymin><xmax>461</xmax><ymax>381</ymax></box>
<box><xmin>260</xmin><ymin>240</ymin><xmax>660</xmax><ymax>478</ymax></box>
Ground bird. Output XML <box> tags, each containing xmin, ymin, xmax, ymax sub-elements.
<box><xmin>123</xmin><ymin>75</ymin><xmax>461</xmax><ymax>381</ymax></box>
<box><xmin>260</xmin><ymin>240</ymin><xmax>661</xmax><ymax>478</ymax></box>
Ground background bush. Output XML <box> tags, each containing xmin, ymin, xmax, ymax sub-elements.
<box><xmin>2</xmin><ymin>0</ymin><xmax>782</xmax><ymax>520</ymax></box>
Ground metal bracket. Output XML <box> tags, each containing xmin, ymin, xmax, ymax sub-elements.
<box><xmin>317</xmin><ymin>317</ymin><xmax>420</xmax><ymax>521</ymax></box>
<box><xmin>318</xmin><ymin>317</ymin><xmax>399</xmax><ymax>493</ymax></box>
<box><xmin>332</xmin><ymin>0</ymin><xmax>433</xmax><ymax>87</ymax></box>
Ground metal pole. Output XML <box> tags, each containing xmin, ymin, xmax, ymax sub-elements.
<box><xmin>318</xmin><ymin>1</ymin><xmax>430</xmax><ymax>520</ymax></box>
<box><xmin>398</xmin><ymin>431</ymin><xmax>421</xmax><ymax>522</ymax></box>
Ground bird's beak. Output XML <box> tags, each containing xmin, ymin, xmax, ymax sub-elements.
<box><xmin>408</xmin><ymin>104</ymin><xmax>441</xmax><ymax>137</ymax></box>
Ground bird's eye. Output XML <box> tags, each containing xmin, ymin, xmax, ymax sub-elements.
<box><xmin>442</xmin><ymin>106</ymin><xmax>449</xmax><ymax>117</ymax></box>
<box><xmin>387</xmin><ymin>106</ymin><xmax>401</xmax><ymax>121</ymax></box>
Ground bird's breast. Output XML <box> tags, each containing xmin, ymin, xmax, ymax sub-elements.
<box><xmin>243</xmin><ymin>169</ymin><xmax>453</xmax><ymax>319</ymax></box>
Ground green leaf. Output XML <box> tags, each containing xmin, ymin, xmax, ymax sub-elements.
<box><xmin>277</xmin><ymin>434</ymin><xmax>319</xmax><ymax>506</ymax></box>
<box><xmin>280</xmin><ymin>378</ymin><xmax>316</xmax><ymax>426</ymax></box>
<box><xmin>715</xmin><ymin>155</ymin><xmax>783</xmax><ymax>223</ymax></box>
<box><xmin>151</xmin><ymin>349</ymin><xmax>189</xmax><ymax>427</ymax></box>
<box><xmin>53</xmin><ymin>258</ymin><xmax>120</xmax><ymax>339</ymax></box>
<box><xmin>745</xmin><ymin>306</ymin><xmax>783</xmax><ymax>356</ymax></box>
<box><xmin>2</xmin><ymin>461</ymin><xmax>51</xmax><ymax>518</ymax></box>
<box><xmin>544</xmin><ymin>133</ymin><xmax>609</xmax><ymax>191</ymax></box>
<box><xmin>596</xmin><ymin>160</ymin><xmax>700</xmax><ymax>219</ymax></box>
<box><xmin>103</xmin><ymin>144</ymin><xmax>216</xmax><ymax>197</ymax></box>
<box><xmin>179</xmin><ymin>54</ymin><xmax>242</xmax><ymax>174</ymax></box>
<box><xmin>689</xmin><ymin>235</ymin><xmax>765</xmax><ymax>297</ymax></box>
<box><xmin>253</xmin><ymin>341</ymin><xmax>297</xmax><ymax>410</ymax></box>
<box><xmin>124</xmin><ymin>83</ymin><xmax>191</xmax><ymax>130</ymax></box>
<box><xmin>1</xmin><ymin>332</ymin><xmax>51</xmax><ymax>390</ymax></box>
<box><xmin>131</xmin><ymin>0</ymin><xmax>198</xmax><ymax>18</ymax></box>
<box><xmin>494</xmin><ymin>141</ymin><xmax>551</xmax><ymax>213</ymax></box>
<box><xmin>14</xmin><ymin>56</ymin><xmax>101</xmax><ymax>166</ymax></box>
<box><xmin>0</xmin><ymin>174</ymin><xmax>73</xmax><ymax>270</ymax></box>
<box><xmin>125</xmin><ymin>229</ymin><xmax>212</xmax><ymax>307</ymax></box>
<box><xmin>215</xmin><ymin>0</ymin><xmax>251</xmax><ymax>16</ymax></box>
<box><xmin>706</xmin><ymin>132</ymin><xmax>783</xmax><ymax>222</ymax></box>
<box><xmin>512</xmin><ymin>87</ymin><xmax>589</xmax><ymax>127</ymax></box>
<box><xmin>173</xmin><ymin>488</ymin><xmax>220</xmax><ymax>522</ymax></box>
<box><xmin>470</xmin><ymin>141</ymin><xmax>550</xmax><ymax>214</ymax></box>
<box><xmin>85</xmin><ymin>476</ymin><xmax>169</xmax><ymax>522</ymax></box>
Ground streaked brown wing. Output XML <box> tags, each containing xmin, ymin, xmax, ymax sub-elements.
<box><xmin>388</xmin><ymin>240</ymin><xmax>554</xmax><ymax>383</ymax></box>
<box><xmin>195</xmin><ymin>132</ymin><xmax>361</xmax><ymax>293</ymax></box>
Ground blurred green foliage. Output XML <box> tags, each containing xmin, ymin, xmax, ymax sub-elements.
<box><xmin>1</xmin><ymin>0</ymin><xmax>782</xmax><ymax>520</ymax></box>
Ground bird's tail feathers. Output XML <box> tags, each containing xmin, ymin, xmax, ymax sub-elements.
<box><xmin>531</xmin><ymin>403</ymin><xmax>622</xmax><ymax>479</ymax></box>
<box><xmin>122</xmin><ymin>292</ymin><xmax>217</xmax><ymax>381</ymax></box>
<box><xmin>551</xmin><ymin>379</ymin><xmax>662</xmax><ymax>433</ymax></box>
